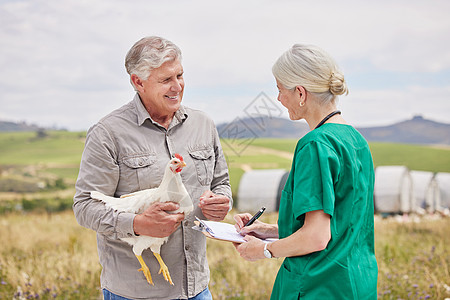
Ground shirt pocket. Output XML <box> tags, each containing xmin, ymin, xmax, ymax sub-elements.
<box><xmin>120</xmin><ymin>152</ymin><xmax>160</xmax><ymax>192</ymax></box>
<box><xmin>188</xmin><ymin>147</ymin><xmax>215</xmax><ymax>186</ymax></box>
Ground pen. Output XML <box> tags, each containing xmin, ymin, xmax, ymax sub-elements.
<box><xmin>245</xmin><ymin>207</ymin><xmax>266</xmax><ymax>227</ymax></box>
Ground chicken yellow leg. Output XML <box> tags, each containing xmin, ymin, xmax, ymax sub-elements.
<box><xmin>136</xmin><ymin>255</ymin><xmax>154</xmax><ymax>285</ymax></box>
<box><xmin>153</xmin><ymin>253</ymin><xmax>174</xmax><ymax>285</ymax></box>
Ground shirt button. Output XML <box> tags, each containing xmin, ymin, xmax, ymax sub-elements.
<box><xmin>185</xmin><ymin>245</ymin><xmax>190</xmax><ymax>251</ymax></box>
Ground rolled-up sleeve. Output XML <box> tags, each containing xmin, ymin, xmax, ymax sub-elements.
<box><xmin>73</xmin><ymin>123</ymin><xmax>136</xmax><ymax>239</ymax></box>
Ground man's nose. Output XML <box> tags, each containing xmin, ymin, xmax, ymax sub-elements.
<box><xmin>171</xmin><ymin>79</ymin><xmax>183</xmax><ymax>92</ymax></box>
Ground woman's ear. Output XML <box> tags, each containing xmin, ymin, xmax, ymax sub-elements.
<box><xmin>296</xmin><ymin>86</ymin><xmax>307</xmax><ymax>101</ymax></box>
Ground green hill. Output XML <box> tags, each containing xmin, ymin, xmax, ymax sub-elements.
<box><xmin>217</xmin><ymin>115</ymin><xmax>450</xmax><ymax>145</ymax></box>
<box><xmin>0</xmin><ymin>131</ymin><xmax>449</xmax><ymax>207</ymax></box>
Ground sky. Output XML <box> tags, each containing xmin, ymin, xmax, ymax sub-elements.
<box><xmin>0</xmin><ymin>0</ymin><xmax>449</xmax><ymax>131</ymax></box>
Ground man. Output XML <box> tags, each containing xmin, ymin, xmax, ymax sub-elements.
<box><xmin>73</xmin><ymin>36</ymin><xmax>232</xmax><ymax>300</ymax></box>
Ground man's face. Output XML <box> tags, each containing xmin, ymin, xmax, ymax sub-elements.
<box><xmin>135</xmin><ymin>59</ymin><xmax>184</xmax><ymax>120</ymax></box>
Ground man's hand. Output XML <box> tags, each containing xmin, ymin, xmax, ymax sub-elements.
<box><xmin>198</xmin><ymin>190</ymin><xmax>230</xmax><ymax>221</ymax></box>
<box><xmin>133</xmin><ymin>202</ymin><xmax>185</xmax><ymax>237</ymax></box>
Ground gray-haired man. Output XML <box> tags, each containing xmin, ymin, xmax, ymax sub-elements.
<box><xmin>74</xmin><ymin>36</ymin><xmax>232</xmax><ymax>300</ymax></box>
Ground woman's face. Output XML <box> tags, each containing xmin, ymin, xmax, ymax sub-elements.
<box><xmin>276</xmin><ymin>79</ymin><xmax>303</xmax><ymax>120</ymax></box>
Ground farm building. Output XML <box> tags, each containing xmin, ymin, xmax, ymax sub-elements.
<box><xmin>410</xmin><ymin>170</ymin><xmax>439</xmax><ymax>213</ymax></box>
<box><xmin>435</xmin><ymin>172</ymin><xmax>450</xmax><ymax>211</ymax></box>
<box><xmin>237</xmin><ymin>169</ymin><xmax>289</xmax><ymax>213</ymax></box>
<box><xmin>374</xmin><ymin>166</ymin><xmax>414</xmax><ymax>214</ymax></box>
<box><xmin>237</xmin><ymin>166</ymin><xmax>447</xmax><ymax>216</ymax></box>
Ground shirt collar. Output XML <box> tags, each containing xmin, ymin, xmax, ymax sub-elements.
<box><xmin>133</xmin><ymin>93</ymin><xmax>188</xmax><ymax>127</ymax></box>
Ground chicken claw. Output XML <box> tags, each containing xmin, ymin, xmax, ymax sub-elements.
<box><xmin>136</xmin><ymin>255</ymin><xmax>154</xmax><ymax>285</ymax></box>
<box><xmin>154</xmin><ymin>253</ymin><xmax>174</xmax><ymax>285</ymax></box>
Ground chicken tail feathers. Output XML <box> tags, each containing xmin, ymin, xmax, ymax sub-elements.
<box><xmin>90</xmin><ymin>191</ymin><xmax>112</xmax><ymax>202</ymax></box>
<box><xmin>90</xmin><ymin>191</ymin><xmax>136</xmax><ymax>213</ymax></box>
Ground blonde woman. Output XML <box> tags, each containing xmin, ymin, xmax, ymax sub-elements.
<box><xmin>234</xmin><ymin>44</ymin><xmax>378</xmax><ymax>299</ymax></box>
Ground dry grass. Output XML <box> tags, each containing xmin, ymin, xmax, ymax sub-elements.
<box><xmin>0</xmin><ymin>211</ymin><xmax>449</xmax><ymax>299</ymax></box>
<box><xmin>207</xmin><ymin>212</ymin><xmax>282</xmax><ymax>299</ymax></box>
<box><xmin>374</xmin><ymin>215</ymin><xmax>450</xmax><ymax>299</ymax></box>
<box><xmin>0</xmin><ymin>212</ymin><xmax>101</xmax><ymax>299</ymax></box>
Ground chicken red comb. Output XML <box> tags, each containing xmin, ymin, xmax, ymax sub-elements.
<box><xmin>174</xmin><ymin>153</ymin><xmax>183</xmax><ymax>161</ymax></box>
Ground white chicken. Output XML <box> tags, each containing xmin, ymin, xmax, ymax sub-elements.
<box><xmin>90</xmin><ymin>153</ymin><xmax>193</xmax><ymax>285</ymax></box>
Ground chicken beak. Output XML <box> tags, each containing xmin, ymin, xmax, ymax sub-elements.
<box><xmin>175</xmin><ymin>161</ymin><xmax>186</xmax><ymax>173</ymax></box>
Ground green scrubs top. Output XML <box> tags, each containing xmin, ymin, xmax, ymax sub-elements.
<box><xmin>271</xmin><ymin>124</ymin><xmax>378</xmax><ymax>300</ymax></box>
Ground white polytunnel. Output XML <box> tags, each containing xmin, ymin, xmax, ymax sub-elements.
<box><xmin>434</xmin><ymin>172</ymin><xmax>450</xmax><ymax>211</ymax></box>
<box><xmin>374</xmin><ymin>166</ymin><xmax>413</xmax><ymax>214</ymax></box>
<box><xmin>410</xmin><ymin>170</ymin><xmax>439</xmax><ymax>213</ymax></box>
<box><xmin>237</xmin><ymin>169</ymin><xmax>290</xmax><ymax>213</ymax></box>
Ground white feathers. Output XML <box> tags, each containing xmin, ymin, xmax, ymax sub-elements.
<box><xmin>90</xmin><ymin>154</ymin><xmax>194</xmax><ymax>255</ymax></box>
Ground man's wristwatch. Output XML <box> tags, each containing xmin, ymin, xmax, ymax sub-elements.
<box><xmin>263</xmin><ymin>243</ymin><xmax>273</xmax><ymax>258</ymax></box>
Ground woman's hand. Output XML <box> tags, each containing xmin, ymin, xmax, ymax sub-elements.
<box><xmin>233</xmin><ymin>236</ymin><xmax>266</xmax><ymax>261</ymax></box>
<box><xmin>234</xmin><ymin>213</ymin><xmax>278</xmax><ymax>239</ymax></box>
<box><xmin>233</xmin><ymin>213</ymin><xmax>253</xmax><ymax>231</ymax></box>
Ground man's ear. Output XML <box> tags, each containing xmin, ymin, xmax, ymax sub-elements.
<box><xmin>131</xmin><ymin>74</ymin><xmax>143</xmax><ymax>91</ymax></box>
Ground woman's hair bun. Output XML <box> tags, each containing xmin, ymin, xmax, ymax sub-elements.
<box><xmin>329</xmin><ymin>71</ymin><xmax>348</xmax><ymax>96</ymax></box>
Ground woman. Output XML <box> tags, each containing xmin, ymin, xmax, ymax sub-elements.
<box><xmin>234</xmin><ymin>44</ymin><xmax>378</xmax><ymax>299</ymax></box>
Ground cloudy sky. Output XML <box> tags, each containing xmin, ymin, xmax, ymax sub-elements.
<box><xmin>0</xmin><ymin>0</ymin><xmax>449</xmax><ymax>131</ymax></box>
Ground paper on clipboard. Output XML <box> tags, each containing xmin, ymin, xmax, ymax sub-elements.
<box><xmin>193</xmin><ymin>216</ymin><xmax>277</xmax><ymax>244</ymax></box>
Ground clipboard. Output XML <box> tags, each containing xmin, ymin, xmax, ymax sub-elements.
<box><xmin>192</xmin><ymin>216</ymin><xmax>278</xmax><ymax>244</ymax></box>
<box><xmin>193</xmin><ymin>216</ymin><xmax>246</xmax><ymax>243</ymax></box>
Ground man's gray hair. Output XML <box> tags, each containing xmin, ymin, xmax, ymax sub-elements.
<box><xmin>125</xmin><ymin>36</ymin><xmax>182</xmax><ymax>89</ymax></box>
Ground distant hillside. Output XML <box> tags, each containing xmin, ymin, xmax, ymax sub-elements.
<box><xmin>217</xmin><ymin>115</ymin><xmax>450</xmax><ymax>145</ymax></box>
<box><xmin>357</xmin><ymin>115</ymin><xmax>450</xmax><ymax>145</ymax></box>
<box><xmin>3</xmin><ymin>116</ymin><xmax>449</xmax><ymax>145</ymax></box>
<box><xmin>0</xmin><ymin>121</ymin><xmax>42</xmax><ymax>132</ymax></box>
<box><xmin>0</xmin><ymin>120</ymin><xmax>66</xmax><ymax>132</ymax></box>
<box><xmin>217</xmin><ymin>116</ymin><xmax>309</xmax><ymax>139</ymax></box>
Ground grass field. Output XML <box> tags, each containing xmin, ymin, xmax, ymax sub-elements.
<box><xmin>225</xmin><ymin>137</ymin><xmax>450</xmax><ymax>173</ymax></box>
<box><xmin>1</xmin><ymin>131</ymin><xmax>450</xmax><ymax>299</ymax></box>
<box><xmin>1</xmin><ymin>132</ymin><xmax>449</xmax><ymax>200</ymax></box>
<box><xmin>221</xmin><ymin>137</ymin><xmax>450</xmax><ymax>197</ymax></box>
<box><xmin>0</xmin><ymin>131</ymin><xmax>85</xmax><ymax>166</ymax></box>
<box><xmin>0</xmin><ymin>211</ymin><xmax>449</xmax><ymax>299</ymax></box>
